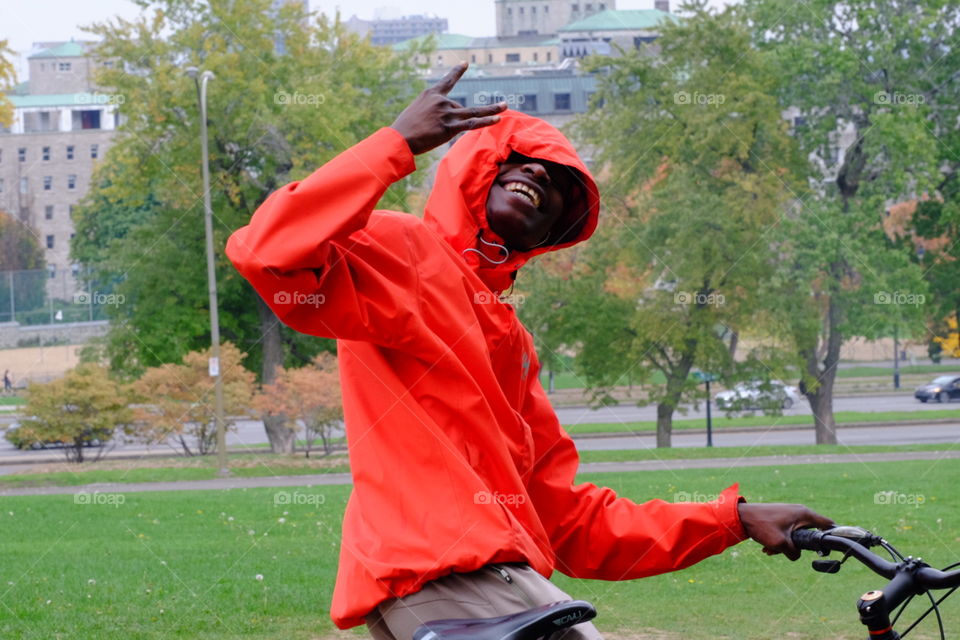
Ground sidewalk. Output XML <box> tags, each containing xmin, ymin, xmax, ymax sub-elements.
<box><xmin>3</xmin><ymin>450</ymin><xmax>958</xmax><ymax>497</ymax></box>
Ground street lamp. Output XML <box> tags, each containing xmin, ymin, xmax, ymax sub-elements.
<box><xmin>186</xmin><ymin>66</ymin><xmax>228</xmax><ymax>476</ymax></box>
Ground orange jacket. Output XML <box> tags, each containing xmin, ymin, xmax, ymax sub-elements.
<box><xmin>226</xmin><ymin>111</ymin><xmax>747</xmax><ymax>630</ymax></box>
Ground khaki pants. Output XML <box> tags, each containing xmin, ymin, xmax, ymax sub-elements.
<box><xmin>366</xmin><ymin>563</ymin><xmax>603</xmax><ymax>640</ymax></box>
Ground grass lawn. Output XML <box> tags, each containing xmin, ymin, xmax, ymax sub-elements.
<box><xmin>577</xmin><ymin>442</ymin><xmax>960</xmax><ymax>463</ymax></box>
<box><xmin>0</xmin><ymin>394</ymin><xmax>24</xmax><ymax>405</ymax></box>
<box><xmin>0</xmin><ymin>453</ymin><xmax>350</xmax><ymax>490</ymax></box>
<box><xmin>566</xmin><ymin>409</ymin><xmax>960</xmax><ymax>434</ymax></box>
<box><xmin>3</xmin><ymin>460</ymin><xmax>959</xmax><ymax>639</ymax></box>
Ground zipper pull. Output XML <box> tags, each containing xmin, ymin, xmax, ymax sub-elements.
<box><xmin>498</xmin><ymin>568</ymin><xmax>513</xmax><ymax>583</ymax></box>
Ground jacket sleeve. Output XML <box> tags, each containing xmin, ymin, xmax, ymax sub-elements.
<box><xmin>225</xmin><ymin>127</ymin><xmax>419</xmax><ymax>343</ymax></box>
<box><xmin>521</xmin><ymin>363</ymin><xmax>747</xmax><ymax>580</ymax></box>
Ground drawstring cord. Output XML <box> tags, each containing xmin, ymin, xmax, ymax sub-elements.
<box><xmin>462</xmin><ymin>233</ymin><xmax>511</xmax><ymax>265</ymax></box>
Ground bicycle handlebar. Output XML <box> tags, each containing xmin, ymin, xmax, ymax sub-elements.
<box><xmin>792</xmin><ymin>527</ymin><xmax>960</xmax><ymax>590</ymax></box>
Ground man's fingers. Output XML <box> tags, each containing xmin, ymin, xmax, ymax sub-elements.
<box><xmin>450</xmin><ymin>115</ymin><xmax>503</xmax><ymax>133</ymax></box>
<box><xmin>434</xmin><ymin>63</ymin><xmax>468</xmax><ymax>95</ymax></box>
<box><xmin>451</xmin><ymin>103</ymin><xmax>508</xmax><ymax>119</ymax></box>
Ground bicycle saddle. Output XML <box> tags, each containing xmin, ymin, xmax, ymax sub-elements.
<box><xmin>412</xmin><ymin>600</ymin><xmax>597</xmax><ymax>640</ymax></box>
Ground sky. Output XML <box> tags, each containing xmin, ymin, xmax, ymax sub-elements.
<box><xmin>1</xmin><ymin>0</ymin><xmax>735</xmax><ymax>79</ymax></box>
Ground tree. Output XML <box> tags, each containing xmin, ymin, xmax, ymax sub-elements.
<box><xmin>0</xmin><ymin>211</ymin><xmax>46</xmax><ymax>322</ymax></box>
<box><xmin>556</xmin><ymin>1</ymin><xmax>803</xmax><ymax>446</ymax></box>
<box><xmin>742</xmin><ymin>0</ymin><xmax>957</xmax><ymax>443</ymax></box>
<box><xmin>253</xmin><ymin>352</ymin><xmax>343</xmax><ymax>455</ymax></box>
<box><xmin>14</xmin><ymin>364</ymin><xmax>133</xmax><ymax>463</ymax></box>
<box><xmin>0</xmin><ymin>39</ymin><xmax>16</xmax><ymax>128</ymax></box>
<box><xmin>132</xmin><ymin>342</ymin><xmax>255</xmax><ymax>456</ymax></box>
<box><xmin>74</xmin><ymin>0</ymin><xmax>428</xmax><ymax>450</ymax></box>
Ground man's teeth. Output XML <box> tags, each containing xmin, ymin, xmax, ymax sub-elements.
<box><xmin>505</xmin><ymin>182</ymin><xmax>541</xmax><ymax>208</ymax></box>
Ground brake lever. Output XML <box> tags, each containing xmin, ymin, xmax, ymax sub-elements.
<box><xmin>812</xmin><ymin>549</ymin><xmax>854</xmax><ymax>574</ymax></box>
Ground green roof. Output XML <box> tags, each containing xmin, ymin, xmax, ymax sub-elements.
<box><xmin>8</xmin><ymin>93</ymin><xmax>99</xmax><ymax>108</ymax></box>
<box><xmin>29</xmin><ymin>41</ymin><xmax>87</xmax><ymax>59</ymax></box>
<box><xmin>393</xmin><ymin>33</ymin><xmax>475</xmax><ymax>51</ymax></box>
<box><xmin>559</xmin><ymin>9</ymin><xmax>677</xmax><ymax>32</ymax></box>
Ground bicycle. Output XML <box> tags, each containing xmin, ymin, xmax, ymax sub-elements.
<box><xmin>412</xmin><ymin>526</ymin><xmax>960</xmax><ymax>640</ymax></box>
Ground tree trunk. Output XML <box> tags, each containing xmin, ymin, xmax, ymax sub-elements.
<box><xmin>801</xmin><ymin>296</ymin><xmax>842</xmax><ymax>445</ymax></box>
<box><xmin>655</xmin><ymin>402</ymin><xmax>673</xmax><ymax>448</ymax></box>
<box><xmin>257</xmin><ymin>296</ymin><xmax>296</xmax><ymax>454</ymax></box>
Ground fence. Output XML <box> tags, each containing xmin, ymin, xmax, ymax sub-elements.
<box><xmin>0</xmin><ymin>269</ymin><xmax>121</xmax><ymax>326</ymax></box>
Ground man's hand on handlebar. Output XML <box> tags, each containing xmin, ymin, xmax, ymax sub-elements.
<box><xmin>738</xmin><ymin>503</ymin><xmax>835</xmax><ymax>561</ymax></box>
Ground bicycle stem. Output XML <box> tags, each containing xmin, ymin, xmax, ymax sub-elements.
<box><xmin>858</xmin><ymin>560</ymin><xmax>928</xmax><ymax>639</ymax></box>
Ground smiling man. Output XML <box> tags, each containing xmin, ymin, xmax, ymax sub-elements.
<box><xmin>226</xmin><ymin>63</ymin><xmax>832</xmax><ymax>640</ymax></box>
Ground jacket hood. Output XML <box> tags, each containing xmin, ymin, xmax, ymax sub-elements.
<box><xmin>423</xmin><ymin>110</ymin><xmax>600</xmax><ymax>294</ymax></box>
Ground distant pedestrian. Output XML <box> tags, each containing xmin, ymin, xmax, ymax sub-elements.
<box><xmin>3</xmin><ymin>370</ymin><xmax>11</xmax><ymax>393</ymax></box>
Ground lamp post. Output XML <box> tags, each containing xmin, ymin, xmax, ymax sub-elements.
<box><xmin>186</xmin><ymin>66</ymin><xmax>228</xmax><ymax>476</ymax></box>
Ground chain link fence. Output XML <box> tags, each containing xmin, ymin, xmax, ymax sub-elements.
<box><xmin>0</xmin><ymin>269</ymin><xmax>120</xmax><ymax>326</ymax></box>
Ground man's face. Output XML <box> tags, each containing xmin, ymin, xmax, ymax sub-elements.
<box><xmin>485</xmin><ymin>151</ymin><xmax>578</xmax><ymax>252</ymax></box>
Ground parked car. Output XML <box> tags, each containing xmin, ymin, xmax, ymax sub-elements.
<box><xmin>4</xmin><ymin>423</ymin><xmax>105</xmax><ymax>450</ymax></box>
<box><xmin>715</xmin><ymin>380</ymin><xmax>801</xmax><ymax>411</ymax></box>
<box><xmin>914</xmin><ymin>375</ymin><xmax>960</xmax><ymax>403</ymax></box>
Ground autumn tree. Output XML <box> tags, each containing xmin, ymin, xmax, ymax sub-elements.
<box><xmin>73</xmin><ymin>0</ymin><xmax>428</xmax><ymax>450</ymax></box>
<box><xmin>741</xmin><ymin>0</ymin><xmax>957</xmax><ymax>442</ymax></box>
<box><xmin>132</xmin><ymin>342</ymin><xmax>255</xmax><ymax>456</ymax></box>
<box><xmin>0</xmin><ymin>211</ymin><xmax>46</xmax><ymax>322</ymax></box>
<box><xmin>0</xmin><ymin>39</ymin><xmax>15</xmax><ymax>128</ymax></box>
<box><xmin>13</xmin><ymin>364</ymin><xmax>133</xmax><ymax>463</ymax></box>
<box><xmin>560</xmin><ymin>2</ymin><xmax>803</xmax><ymax>446</ymax></box>
<box><xmin>253</xmin><ymin>352</ymin><xmax>343</xmax><ymax>456</ymax></box>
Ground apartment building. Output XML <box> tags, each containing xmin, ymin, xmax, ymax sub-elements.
<box><xmin>0</xmin><ymin>40</ymin><xmax>118</xmax><ymax>300</ymax></box>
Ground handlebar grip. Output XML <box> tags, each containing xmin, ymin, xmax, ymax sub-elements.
<box><xmin>791</xmin><ymin>528</ymin><xmax>824</xmax><ymax>551</ymax></box>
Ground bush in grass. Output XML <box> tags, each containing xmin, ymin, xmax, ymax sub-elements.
<box><xmin>131</xmin><ymin>342</ymin><xmax>255</xmax><ymax>456</ymax></box>
<box><xmin>253</xmin><ymin>352</ymin><xmax>343</xmax><ymax>456</ymax></box>
<box><xmin>11</xmin><ymin>364</ymin><xmax>133</xmax><ymax>462</ymax></box>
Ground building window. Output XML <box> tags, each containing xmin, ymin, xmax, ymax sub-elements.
<box><xmin>506</xmin><ymin>53</ymin><xmax>521</xmax><ymax>63</ymax></box>
<box><xmin>46</xmin><ymin>235</ymin><xmax>55</xmax><ymax>249</ymax></box>
<box><xmin>488</xmin><ymin>53</ymin><xmax>493</xmax><ymax>63</ymax></box>
<box><xmin>58</xmin><ymin>62</ymin><xmax>71</xmax><ymax>71</ymax></box>
<box><xmin>533</xmin><ymin>52</ymin><xmax>539</xmax><ymax>61</ymax></box>
<box><xmin>69</xmin><ymin>205</ymin><xmax>75</xmax><ymax>216</ymax></box>
<box><xmin>90</xmin><ymin>144</ymin><xmax>99</xmax><ymax>159</ymax></box>
<box><xmin>68</xmin><ymin>175</ymin><xmax>77</xmax><ymax>190</ymax></box>
<box><xmin>471</xmin><ymin>54</ymin><xmax>476</xmax><ymax>63</ymax></box>
<box><xmin>19</xmin><ymin>177</ymin><xmax>28</xmax><ymax>194</ymax></box>
<box><xmin>532</xmin><ymin>6</ymin><xmax>537</xmax><ymax>13</ymax></box>
<box><xmin>586</xmin><ymin>3</ymin><xmax>593</xmax><ymax>9</ymax></box>
<box><xmin>42</xmin><ymin>146</ymin><xmax>50</xmax><ymax>161</ymax></box>
<box><xmin>67</xmin><ymin>145</ymin><xmax>75</xmax><ymax>160</ymax></box>
<box><xmin>519</xmin><ymin>95</ymin><xmax>538</xmax><ymax>113</ymax></box>
<box><xmin>545</xmin><ymin>4</ymin><xmax>549</xmax><ymax>12</ymax></box>
<box><xmin>0</xmin><ymin>178</ymin><xmax>4</xmax><ymax>193</ymax></box>
<box><xmin>600</xmin><ymin>2</ymin><xmax>606</xmax><ymax>7</ymax></box>
<box><xmin>72</xmin><ymin>110</ymin><xmax>102</xmax><ymax>130</ymax></box>
<box><xmin>43</xmin><ymin>176</ymin><xmax>52</xmax><ymax>191</ymax></box>
<box><xmin>48</xmin><ymin>264</ymin><xmax>56</xmax><ymax>279</ymax></box>
<box><xmin>45</xmin><ymin>205</ymin><xmax>54</xmax><ymax>220</ymax></box>
<box><xmin>555</xmin><ymin>93</ymin><xmax>572</xmax><ymax>110</ymax></box>
<box><xmin>572</xmin><ymin>3</ymin><xmax>580</xmax><ymax>11</ymax></box>
<box><xmin>508</xmin><ymin>7</ymin><xmax>512</xmax><ymax>14</ymax></box>
<box><xmin>547</xmin><ymin>51</ymin><xmax>552</xmax><ymax>61</ymax></box>
<box><xmin>449</xmin><ymin>96</ymin><xmax>465</xmax><ymax>107</ymax></box>
<box><xmin>520</xmin><ymin>6</ymin><xmax>524</xmax><ymax>14</ymax></box>
<box><xmin>18</xmin><ymin>147</ymin><xmax>26</xmax><ymax>162</ymax></box>
<box><xmin>0</xmin><ymin>149</ymin><xmax>3</xmax><ymax>163</ymax></box>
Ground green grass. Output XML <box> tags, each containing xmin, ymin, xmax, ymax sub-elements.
<box><xmin>0</xmin><ymin>394</ymin><xmax>24</xmax><ymax>405</ymax></box>
<box><xmin>566</xmin><ymin>409</ymin><xmax>960</xmax><ymax>434</ymax></box>
<box><xmin>0</xmin><ymin>453</ymin><xmax>350</xmax><ymax>490</ymax></box>
<box><xmin>577</xmin><ymin>443</ymin><xmax>960</xmax><ymax>463</ymax></box>
<box><xmin>3</xmin><ymin>460</ymin><xmax>959</xmax><ymax>638</ymax></box>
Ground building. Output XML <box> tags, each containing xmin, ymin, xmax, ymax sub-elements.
<box><xmin>345</xmin><ymin>14</ymin><xmax>449</xmax><ymax>46</ymax></box>
<box><xmin>394</xmin><ymin>33</ymin><xmax>562</xmax><ymax>70</ymax></box>
<box><xmin>495</xmin><ymin>0</ymin><xmax>618</xmax><ymax>38</ymax></box>
<box><xmin>558</xmin><ymin>8</ymin><xmax>677</xmax><ymax>58</ymax></box>
<box><xmin>0</xmin><ymin>40</ymin><xmax>119</xmax><ymax>300</ymax></box>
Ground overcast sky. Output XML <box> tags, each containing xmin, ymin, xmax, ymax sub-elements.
<box><xmin>1</xmin><ymin>0</ymin><xmax>735</xmax><ymax>79</ymax></box>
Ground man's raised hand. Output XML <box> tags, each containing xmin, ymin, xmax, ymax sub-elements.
<box><xmin>391</xmin><ymin>63</ymin><xmax>507</xmax><ymax>155</ymax></box>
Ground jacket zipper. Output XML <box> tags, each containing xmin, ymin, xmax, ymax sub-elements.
<box><xmin>489</xmin><ymin>565</ymin><xmax>537</xmax><ymax>609</ymax></box>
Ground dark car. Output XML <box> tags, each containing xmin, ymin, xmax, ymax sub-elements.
<box><xmin>915</xmin><ymin>375</ymin><xmax>960</xmax><ymax>403</ymax></box>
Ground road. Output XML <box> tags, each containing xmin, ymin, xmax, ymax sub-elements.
<box><xmin>0</xmin><ymin>392</ymin><xmax>956</xmax><ymax>465</ymax></box>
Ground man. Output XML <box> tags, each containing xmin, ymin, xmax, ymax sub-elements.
<box><xmin>226</xmin><ymin>63</ymin><xmax>832</xmax><ymax>640</ymax></box>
